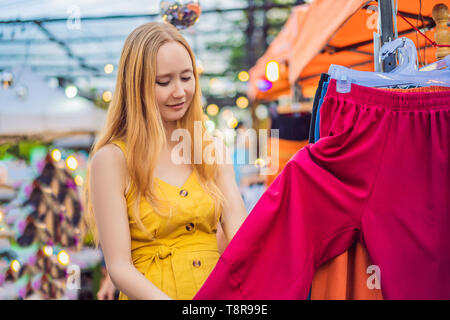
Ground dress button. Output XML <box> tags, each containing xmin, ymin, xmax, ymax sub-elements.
<box><xmin>193</xmin><ymin>260</ymin><xmax>201</xmax><ymax>267</ymax></box>
<box><xmin>179</xmin><ymin>189</ymin><xmax>188</xmax><ymax>197</ymax></box>
<box><xmin>185</xmin><ymin>223</ymin><xmax>194</xmax><ymax>231</ymax></box>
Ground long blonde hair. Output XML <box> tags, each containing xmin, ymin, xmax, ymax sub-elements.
<box><xmin>84</xmin><ymin>22</ymin><xmax>224</xmax><ymax>247</ymax></box>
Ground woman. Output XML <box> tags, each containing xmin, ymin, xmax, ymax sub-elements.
<box><xmin>84</xmin><ymin>22</ymin><xmax>247</xmax><ymax>300</ymax></box>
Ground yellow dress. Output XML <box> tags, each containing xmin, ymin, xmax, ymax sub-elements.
<box><xmin>110</xmin><ymin>140</ymin><xmax>221</xmax><ymax>300</ymax></box>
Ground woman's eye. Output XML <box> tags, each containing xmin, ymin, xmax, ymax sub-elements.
<box><xmin>181</xmin><ymin>76</ymin><xmax>191</xmax><ymax>81</ymax></box>
<box><xmin>156</xmin><ymin>81</ymin><xmax>169</xmax><ymax>86</ymax></box>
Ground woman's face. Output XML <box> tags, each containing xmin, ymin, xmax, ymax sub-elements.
<box><xmin>155</xmin><ymin>41</ymin><xmax>195</xmax><ymax>125</ymax></box>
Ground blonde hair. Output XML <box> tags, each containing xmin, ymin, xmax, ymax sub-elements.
<box><xmin>84</xmin><ymin>22</ymin><xmax>224</xmax><ymax>247</ymax></box>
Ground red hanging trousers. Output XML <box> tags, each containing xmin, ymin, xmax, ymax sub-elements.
<box><xmin>195</xmin><ymin>79</ymin><xmax>450</xmax><ymax>300</ymax></box>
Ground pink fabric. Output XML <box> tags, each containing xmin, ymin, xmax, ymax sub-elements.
<box><xmin>195</xmin><ymin>80</ymin><xmax>450</xmax><ymax>300</ymax></box>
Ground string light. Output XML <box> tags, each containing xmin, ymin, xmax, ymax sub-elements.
<box><xmin>65</xmin><ymin>85</ymin><xmax>78</xmax><ymax>99</ymax></box>
<box><xmin>66</xmin><ymin>156</ymin><xmax>78</xmax><ymax>171</ymax></box>
<box><xmin>104</xmin><ymin>64</ymin><xmax>114</xmax><ymax>74</ymax></box>
<box><xmin>57</xmin><ymin>250</ymin><xmax>70</xmax><ymax>266</ymax></box>
<box><xmin>206</xmin><ymin>104</ymin><xmax>219</xmax><ymax>116</ymax></box>
<box><xmin>227</xmin><ymin>117</ymin><xmax>238</xmax><ymax>129</ymax></box>
<box><xmin>254</xmin><ymin>158</ymin><xmax>266</xmax><ymax>168</ymax></box>
<box><xmin>43</xmin><ymin>245</ymin><xmax>53</xmax><ymax>257</ymax></box>
<box><xmin>238</xmin><ymin>71</ymin><xmax>249</xmax><ymax>82</ymax></box>
<box><xmin>11</xmin><ymin>260</ymin><xmax>20</xmax><ymax>272</ymax></box>
<box><xmin>51</xmin><ymin>149</ymin><xmax>62</xmax><ymax>162</ymax></box>
<box><xmin>74</xmin><ymin>175</ymin><xmax>83</xmax><ymax>186</ymax></box>
<box><xmin>236</xmin><ymin>96</ymin><xmax>249</xmax><ymax>109</ymax></box>
<box><xmin>102</xmin><ymin>91</ymin><xmax>112</xmax><ymax>102</ymax></box>
<box><xmin>266</xmin><ymin>60</ymin><xmax>279</xmax><ymax>82</ymax></box>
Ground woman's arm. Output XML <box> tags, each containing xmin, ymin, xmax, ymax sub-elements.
<box><xmin>215</xmin><ymin>149</ymin><xmax>248</xmax><ymax>244</ymax></box>
<box><xmin>90</xmin><ymin>144</ymin><xmax>171</xmax><ymax>300</ymax></box>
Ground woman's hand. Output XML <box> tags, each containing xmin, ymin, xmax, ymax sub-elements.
<box><xmin>97</xmin><ymin>271</ymin><xmax>117</xmax><ymax>300</ymax></box>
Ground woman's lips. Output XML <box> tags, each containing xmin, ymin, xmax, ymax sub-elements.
<box><xmin>167</xmin><ymin>102</ymin><xmax>185</xmax><ymax>109</ymax></box>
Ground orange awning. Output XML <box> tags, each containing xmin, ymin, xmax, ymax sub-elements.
<box><xmin>294</xmin><ymin>0</ymin><xmax>446</xmax><ymax>91</ymax></box>
<box><xmin>249</xmin><ymin>0</ymin><xmax>448</xmax><ymax>101</ymax></box>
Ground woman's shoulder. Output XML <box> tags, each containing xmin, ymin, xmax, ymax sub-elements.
<box><xmin>108</xmin><ymin>139</ymin><xmax>127</xmax><ymax>153</ymax></box>
<box><xmin>91</xmin><ymin>142</ymin><xmax>127</xmax><ymax>173</ymax></box>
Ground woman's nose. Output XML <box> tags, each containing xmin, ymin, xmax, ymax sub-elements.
<box><xmin>172</xmin><ymin>80</ymin><xmax>185</xmax><ymax>98</ymax></box>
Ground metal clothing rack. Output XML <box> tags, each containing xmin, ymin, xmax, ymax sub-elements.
<box><xmin>379</xmin><ymin>0</ymin><xmax>398</xmax><ymax>72</ymax></box>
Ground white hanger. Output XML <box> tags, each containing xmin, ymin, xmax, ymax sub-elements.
<box><xmin>329</xmin><ymin>37</ymin><xmax>450</xmax><ymax>93</ymax></box>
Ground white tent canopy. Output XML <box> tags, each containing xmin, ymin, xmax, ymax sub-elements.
<box><xmin>0</xmin><ymin>67</ymin><xmax>106</xmax><ymax>141</ymax></box>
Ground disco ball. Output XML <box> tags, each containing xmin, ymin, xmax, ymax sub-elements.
<box><xmin>160</xmin><ymin>0</ymin><xmax>201</xmax><ymax>30</ymax></box>
<box><xmin>1</xmin><ymin>71</ymin><xmax>14</xmax><ymax>88</ymax></box>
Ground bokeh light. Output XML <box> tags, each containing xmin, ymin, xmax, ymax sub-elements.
<box><xmin>102</xmin><ymin>91</ymin><xmax>112</xmax><ymax>102</ymax></box>
<box><xmin>65</xmin><ymin>85</ymin><xmax>78</xmax><ymax>99</ymax></box>
<box><xmin>255</xmin><ymin>104</ymin><xmax>269</xmax><ymax>120</ymax></box>
<box><xmin>104</xmin><ymin>64</ymin><xmax>114</xmax><ymax>74</ymax></box>
<box><xmin>238</xmin><ymin>71</ymin><xmax>250</xmax><ymax>82</ymax></box>
<box><xmin>74</xmin><ymin>175</ymin><xmax>84</xmax><ymax>186</ymax></box>
<box><xmin>227</xmin><ymin>117</ymin><xmax>238</xmax><ymax>129</ymax></box>
<box><xmin>221</xmin><ymin>109</ymin><xmax>234</xmax><ymax>121</ymax></box>
<box><xmin>205</xmin><ymin>120</ymin><xmax>215</xmax><ymax>132</ymax></box>
<box><xmin>51</xmin><ymin>149</ymin><xmax>61</xmax><ymax>162</ymax></box>
<box><xmin>257</xmin><ymin>79</ymin><xmax>272</xmax><ymax>92</ymax></box>
<box><xmin>66</xmin><ymin>156</ymin><xmax>78</xmax><ymax>171</ymax></box>
<box><xmin>11</xmin><ymin>260</ymin><xmax>20</xmax><ymax>272</ymax></box>
<box><xmin>206</xmin><ymin>104</ymin><xmax>219</xmax><ymax>116</ymax></box>
<box><xmin>254</xmin><ymin>158</ymin><xmax>266</xmax><ymax>168</ymax></box>
<box><xmin>266</xmin><ymin>60</ymin><xmax>279</xmax><ymax>82</ymax></box>
<box><xmin>57</xmin><ymin>250</ymin><xmax>70</xmax><ymax>266</ymax></box>
<box><xmin>43</xmin><ymin>245</ymin><xmax>53</xmax><ymax>257</ymax></box>
<box><xmin>236</xmin><ymin>96</ymin><xmax>249</xmax><ymax>109</ymax></box>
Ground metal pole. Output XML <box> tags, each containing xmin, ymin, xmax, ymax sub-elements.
<box><xmin>262</xmin><ymin>0</ymin><xmax>271</xmax><ymax>51</ymax></box>
<box><xmin>246</xmin><ymin>0</ymin><xmax>256</xmax><ymax>70</ymax></box>
<box><xmin>379</xmin><ymin>0</ymin><xmax>397</xmax><ymax>72</ymax></box>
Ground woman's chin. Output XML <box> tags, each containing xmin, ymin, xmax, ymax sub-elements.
<box><xmin>161</xmin><ymin>107</ymin><xmax>188</xmax><ymax>122</ymax></box>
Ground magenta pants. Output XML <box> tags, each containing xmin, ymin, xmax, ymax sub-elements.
<box><xmin>195</xmin><ymin>80</ymin><xmax>450</xmax><ymax>300</ymax></box>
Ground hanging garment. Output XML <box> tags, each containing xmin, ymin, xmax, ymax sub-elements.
<box><xmin>314</xmin><ymin>85</ymin><xmax>450</xmax><ymax>143</ymax></box>
<box><xmin>309</xmin><ymin>73</ymin><xmax>329</xmax><ymax>143</ymax></box>
<box><xmin>311</xmin><ymin>242</ymin><xmax>384</xmax><ymax>300</ymax></box>
<box><xmin>311</xmin><ymin>85</ymin><xmax>450</xmax><ymax>300</ymax></box>
<box><xmin>267</xmin><ymin>111</ymin><xmax>311</xmax><ymax>187</ymax></box>
<box><xmin>314</xmin><ymin>80</ymin><xmax>330</xmax><ymax>143</ymax></box>
<box><xmin>194</xmin><ymin>80</ymin><xmax>450</xmax><ymax>300</ymax></box>
<box><xmin>270</xmin><ymin>112</ymin><xmax>312</xmax><ymax>141</ymax></box>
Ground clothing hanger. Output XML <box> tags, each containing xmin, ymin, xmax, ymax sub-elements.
<box><xmin>328</xmin><ymin>37</ymin><xmax>450</xmax><ymax>93</ymax></box>
<box><xmin>419</xmin><ymin>55</ymin><xmax>450</xmax><ymax>71</ymax></box>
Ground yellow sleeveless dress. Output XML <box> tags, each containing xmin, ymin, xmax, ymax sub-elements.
<box><xmin>110</xmin><ymin>140</ymin><xmax>221</xmax><ymax>300</ymax></box>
